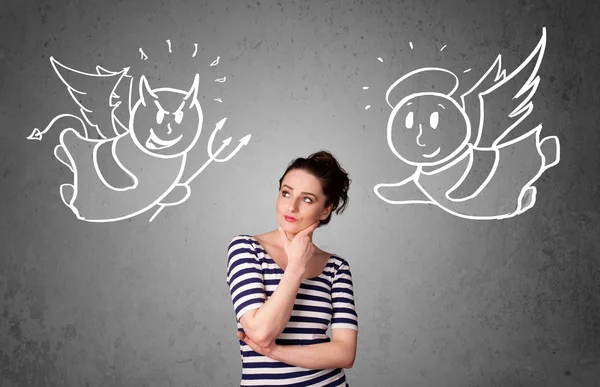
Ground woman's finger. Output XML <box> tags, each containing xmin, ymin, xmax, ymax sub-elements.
<box><xmin>297</xmin><ymin>220</ymin><xmax>320</xmax><ymax>239</ymax></box>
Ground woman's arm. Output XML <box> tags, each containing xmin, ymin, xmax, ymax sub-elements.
<box><xmin>239</xmin><ymin>266</ymin><xmax>305</xmax><ymax>347</ymax></box>
<box><xmin>270</xmin><ymin>328</ymin><xmax>357</xmax><ymax>369</ymax></box>
<box><xmin>236</xmin><ymin>223</ymin><xmax>320</xmax><ymax>347</ymax></box>
<box><xmin>268</xmin><ymin>259</ymin><xmax>359</xmax><ymax>369</ymax></box>
<box><xmin>236</xmin><ymin>256</ymin><xmax>359</xmax><ymax>368</ymax></box>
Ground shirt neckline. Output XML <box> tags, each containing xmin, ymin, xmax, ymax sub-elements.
<box><xmin>247</xmin><ymin>235</ymin><xmax>334</xmax><ymax>281</ymax></box>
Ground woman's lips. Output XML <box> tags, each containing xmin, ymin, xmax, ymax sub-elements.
<box><xmin>284</xmin><ymin>216</ymin><xmax>297</xmax><ymax>222</ymax></box>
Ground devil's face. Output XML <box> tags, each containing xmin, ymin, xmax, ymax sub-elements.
<box><xmin>387</xmin><ymin>93</ymin><xmax>470</xmax><ymax>166</ymax></box>
<box><xmin>130</xmin><ymin>75</ymin><xmax>203</xmax><ymax>158</ymax></box>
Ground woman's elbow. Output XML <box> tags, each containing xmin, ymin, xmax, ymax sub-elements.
<box><xmin>245</xmin><ymin>325</ymin><xmax>276</xmax><ymax>348</ymax></box>
<box><xmin>253</xmin><ymin>332</ymin><xmax>276</xmax><ymax>348</ymax></box>
<box><xmin>343</xmin><ymin>358</ymin><xmax>355</xmax><ymax>369</ymax></box>
<box><xmin>239</xmin><ymin>327</ymin><xmax>270</xmax><ymax>348</ymax></box>
<box><xmin>240</xmin><ymin>311</ymin><xmax>274</xmax><ymax>347</ymax></box>
<box><xmin>343</xmin><ymin>349</ymin><xmax>356</xmax><ymax>368</ymax></box>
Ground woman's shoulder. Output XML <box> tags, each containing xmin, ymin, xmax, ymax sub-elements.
<box><xmin>326</xmin><ymin>252</ymin><xmax>352</xmax><ymax>269</ymax></box>
<box><xmin>229</xmin><ymin>231</ymin><xmax>281</xmax><ymax>251</ymax></box>
<box><xmin>250</xmin><ymin>231</ymin><xmax>281</xmax><ymax>250</ymax></box>
<box><xmin>226</xmin><ymin>235</ymin><xmax>261</xmax><ymax>265</ymax></box>
<box><xmin>228</xmin><ymin>234</ymin><xmax>258</xmax><ymax>250</ymax></box>
<box><xmin>229</xmin><ymin>233</ymin><xmax>254</xmax><ymax>240</ymax></box>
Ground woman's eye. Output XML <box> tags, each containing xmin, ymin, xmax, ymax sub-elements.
<box><xmin>281</xmin><ymin>191</ymin><xmax>289</xmax><ymax>197</ymax></box>
<box><xmin>405</xmin><ymin>111</ymin><xmax>414</xmax><ymax>129</ymax></box>
<box><xmin>175</xmin><ymin>111</ymin><xmax>184</xmax><ymax>124</ymax></box>
<box><xmin>156</xmin><ymin>110</ymin><xmax>165</xmax><ymax>124</ymax></box>
<box><xmin>304</xmin><ymin>197</ymin><xmax>312</xmax><ymax>203</ymax></box>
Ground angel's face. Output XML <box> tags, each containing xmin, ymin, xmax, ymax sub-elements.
<box><xmin>387</xmin><ymin>93</ymin><xmax>470</xmax><ymax>166</ymax></box>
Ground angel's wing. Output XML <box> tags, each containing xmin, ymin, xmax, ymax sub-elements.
<box><xmin>50</xmin><ymin>57</ymin><xmax>132</xmax><ymax>139</ymax></box>
<box><xmin>460</xmin><ymin>27</ymin><xmax>547</xmax><ymax>148</ymax></box>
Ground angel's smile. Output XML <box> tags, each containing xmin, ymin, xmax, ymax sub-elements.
<box><xmin>145</xmin><ymin>128</ymin><xmax>182</xmax><ymax>150</ymax></box>
<box><xmin>423</xmin><ymin>147</ymin><xmax>441</xmax><ymax>158</ymax></box>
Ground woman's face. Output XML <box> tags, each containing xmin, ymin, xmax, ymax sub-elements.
<box><xmin>277</xmin><ymin>169</ymin><xmax>332</xmax><ymax>236</ymax></box>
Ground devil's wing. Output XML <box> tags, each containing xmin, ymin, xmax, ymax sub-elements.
<box><xmin>460</xmin><ymin>28</ymin><xmax>547</xmax><ymax>148</ymax></box>
<box><xmin>50</xmin><ymin>57</ymin><xmax>132</xmax><ymax>139</ymax></box>
<box><xmin>95</xmin><ymin>65</ymin><xmax>133</xmax><ymax>135</ymax></box>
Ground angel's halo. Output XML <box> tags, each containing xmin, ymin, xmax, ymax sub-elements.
<box><xmin>386</xmin><ymin>67</ymin><xmax>459</xmax><ymax>109</ymax></box>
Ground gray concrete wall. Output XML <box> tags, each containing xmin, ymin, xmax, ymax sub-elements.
<box><xmin>1</xmin><ymin>0</ymin><xmax>599</xmax><ymax>386</ymax></box>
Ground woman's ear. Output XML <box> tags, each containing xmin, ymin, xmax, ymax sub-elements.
<box><xmin>320</xmin><ymin>204</ymin><xmax>333</xmax><ymax>220</ymax></box>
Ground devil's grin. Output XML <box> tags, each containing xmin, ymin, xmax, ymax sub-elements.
<box><xmin>145</xmin><ymin>128</ymin><xmax>182</xmax><ymax>150</ymax></box>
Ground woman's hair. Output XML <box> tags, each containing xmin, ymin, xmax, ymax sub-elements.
<box><xmin>278</xmin><ymin>150</ymin><xmax>351</xmax><ymax>226</ymax></box>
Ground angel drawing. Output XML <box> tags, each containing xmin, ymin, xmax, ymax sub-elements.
<box><xmin>374</xmin><ymin>27</ymin><xmax>560</xmax><ymax>220</ymax></box>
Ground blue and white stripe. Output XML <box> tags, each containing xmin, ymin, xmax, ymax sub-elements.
<box><xmin>226</xmin><ymin>235</ymin><xmax>358</xmax><ymax>387</ymax></box>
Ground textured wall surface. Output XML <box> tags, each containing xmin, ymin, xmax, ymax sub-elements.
<box><xmin>1</xmin><ymin>0</ymin><xmax>599</xmax><ymax>386</ymax></box>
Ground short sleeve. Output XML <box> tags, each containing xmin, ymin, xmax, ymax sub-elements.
<box><xmin>331</xmin><ymin>259</ymin><xmax>358</xmax><ymax>331</ymax></box>
<box><xmin>226</xmin><ymin>236</ymin><xmax>266</xmax><ymax>321</ymax></box>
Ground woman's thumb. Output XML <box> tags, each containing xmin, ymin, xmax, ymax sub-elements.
<box><xmin>278</xmin><ymin>226</ymin><xmax>289</xmax><ymax>245</ymax></box>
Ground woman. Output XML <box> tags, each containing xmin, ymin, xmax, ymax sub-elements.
<box><xmin>226</xmin><ymin>150</ymin><xmax>358</xmax><ymax>386</ymax></box>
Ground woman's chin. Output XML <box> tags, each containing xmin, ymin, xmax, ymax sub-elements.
<box><xmin>281</xmin><ymin>222</ymin><xmax>298</xmax><ymax>230</ymax></box>
<box><xmin>280</xmin><ymin>221</ymin><xmax>302</xmax><ymax>233</ymax></box>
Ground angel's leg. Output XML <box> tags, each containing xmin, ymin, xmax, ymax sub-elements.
<box><xmin>539</xmin><ymin>135</ymin><xmax>560</xmax><ymax>171</ymax></box>
<box><xmin>517</xmin><ymin>186</ymin><xmax>537</xmax><ymax>215</ymax></box>
<box><xmin>514</xmin><ymin>136</ymin><xmax>557</xmax><ymax>215</ymax></box>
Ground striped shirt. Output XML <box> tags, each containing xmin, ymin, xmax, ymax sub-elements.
<box><xmin>226</xmin><ymin>235</ymin><xmax>359</xmax><ymax>387</ymax></box>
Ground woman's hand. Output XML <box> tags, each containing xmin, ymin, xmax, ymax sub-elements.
<box><xmin>236</xmin><ymin>331</ymin><xmax>278</xmax><ymax>358</ymax></box>
<box><xmin>278</xmin><ymin>220</ymin><xmax>320</xmax><ymax>272</ymax></box>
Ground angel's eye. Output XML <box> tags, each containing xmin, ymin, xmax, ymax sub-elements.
<box><xmin>405</xmin><ymin>111</ymin><xmax>414</xmax><ymax>129</ymax></box>
<box><xmin>430</xmin><ymin>112</ymin><xmax>439</xmax><ymax>129</ymax></box>
<box><xmin>174</xmin><ymin>111</ymin><xmax>184</xmax><ymax>124</ymax></box>
<box><xmin>156</xmin><ymin>109</ymin><xmax>165</xmax><ymax>125</ymax></box>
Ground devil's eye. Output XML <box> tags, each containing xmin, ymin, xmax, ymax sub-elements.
<box><xmin>405</xmin><ymin>111</ymin><xmax>414</xmax><ymax>129</ymax></box>
<box><xmin>174</xmin><ymin>111</ymin><xmax>184</xmax><ymax>124</ymax></box>
<box><xmin>156</xmin><ymin>109</ymin><xmax>165</xmax><ymax>124</ymax></box>
<box><xmin>430</xmin><ymin>112</ymin><xmax>439</xmax><ymax>129</ymax></box>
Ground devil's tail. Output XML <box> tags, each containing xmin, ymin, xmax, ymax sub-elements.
<box><xmin>26</xmin><ymin>113</ymin><xmax>90</xmax><ymax>141</ymax></box>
